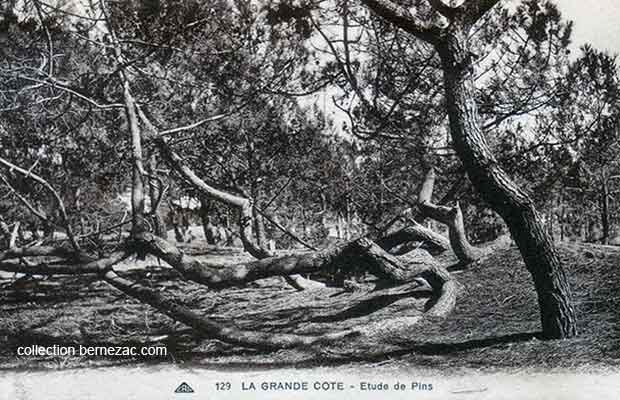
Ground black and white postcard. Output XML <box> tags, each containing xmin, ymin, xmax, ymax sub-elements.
<box><xmin>1</xmin><ymin>1</ymin><xmax>619</xmax><ymax>399</ymax></box>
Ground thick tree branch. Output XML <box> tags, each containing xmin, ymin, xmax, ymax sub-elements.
<box><xmin>418</xmin><ymin>168</ymin><xmax>484</xmax><ymax>264</ymax></box>
<box><xmin>102</xmin><ymin>269</ymin><xmax>357</xmax><ymax>350</ymax></box>
<box><xmin>377</xmin><ymin>219</ymin><xmax>451</xmax><ymax>255</ymax></box>
<box><xmin>102</xmin><ymin>2</ymin><xmax>148</xmax><ymax>235</ymax></box>
<box><xmin>155</xmin><ymin>138</ymin><xmax>322</xmax><ymax>290</ymax></box>
<box><xmin>359</xmin><ymin>0</ymin><xmax>442</xmax><ymax>44</ymax></box>
<box><xmin>0</xmin><ymin>252</ymin><xmax>127</xmax><ymax>275</ymax></box>
<box><xmin>155</xmin><ymin>138</ymin><xmax>262</xmax><ymax>253</ymax></box>
<box><xmin>121</xmin><ymin>231</ymin><xmax>458</xmax><ymax>349</ymax></box>
<box><xmin>428</xmin><ymin>0</ymin><xmax>458</xmax><ymax>19</ymax></box>
<box><xmin>155</xmin><ymin>139</ymin><xmax>248</xmax><ymax>209</ymax></box>
<box><xmin>134</xmin><ymin>231</ymin><xmax>343</xmax><ymax>288</ymax></box>
<box><xmin>0</xmin><ymin>245</ymin><xmax>78</xmax><ymax>262</ymax></box>
<box><xmin>135</xmin><ymin>232</ymin><xmax>447</xmax><ymax>288</ymax></box>
<box><xmin>461</xmin><ymin>0</ymin><xmax>501</xmax><ymax>26</ymax></box>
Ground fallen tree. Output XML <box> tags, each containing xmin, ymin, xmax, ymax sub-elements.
<box><xmin>0</xmin><ymin>145</ymin><xmax>472</xmax><ymax>352</ymax></box>
<box><xmin>0</xmin><ymin>127</ymin><xmax>483</xmax><ymax>352</ymax></box>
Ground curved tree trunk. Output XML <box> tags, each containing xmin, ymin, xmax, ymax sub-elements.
<box><xmin>435</xmin><ymin>30</ymin><xmax>576</xmax><ymax>339</ymax></box>
<box><xmin>359</xmin><ymin>0</ymin><xmax>576</xmax><ymax>339</ymax></box>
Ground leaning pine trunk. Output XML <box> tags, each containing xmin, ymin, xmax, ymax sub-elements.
<box><xmin>436</xmin><ymin>32</ymin><xmax>576</xmax><ymax>339</ymax></box>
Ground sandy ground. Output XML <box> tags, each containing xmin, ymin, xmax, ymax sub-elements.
<box><xmin>1</xmin><ymin>365</ymin><xmax>619</xmax><ymax>400</ymax></box>
<box><xmin>1</xmin><ymin>239</ymin><xmax>619</xmax><ymax>400</ymax></box>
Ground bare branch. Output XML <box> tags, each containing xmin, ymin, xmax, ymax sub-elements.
<box><xmin>9</xmin><ymin>222</ymin><xmax>19</xmax><ymax>249</ymax></box>
<box><xmin>15</xmin><ymin>75</ymin><xmax>123</xmax><ymax>109</ymax></box>
<box><xmin>377</xmin><ymin>220</ymin><xmax>451</xmax><ymax>254</ymax></box>
<box><xmin>0</xmin><ymin>251</ymin><xmax>127</xmax><ymax>275</ymax></box>
<box><xmin>1</xmin><ymin>174</ymin><xmax>48</xmax><ymax>222</ymax></box>
<box><xmin>136</xmin><ymin>99</ymin><xmax>247</xmax><ymax>139</ymax></box>
<box><xmin>159</xmin><ymin>114</ymin><xmax>231</xmax><ymax>137</ymax></box>
<box><xmin>155</xmin><ymin>139</ymin><xmax>249</xmax><ymax>209</ymax></box>
<box><xmin>0</xmin><ymin>217</ymin><xmax>12</xmax><ymax>247</ymax></box>
<box><xmin>0</xmin><ymin>157</ymin><xmax>80</xmax><ymax>252</ymax></box>
<box><xmin>254</xmin><ymin>207</ymin><xmax>318</xmax><ymax>251</ymax></box>
<box><xmin>32</xmin><ymin>0</ymin><xmax>54</xmax><ymax>76</ymax></box>
<box><xmin>101</xmin><ymin>0</ymin><xmax>147</xmax><ymax>233</ymax></box>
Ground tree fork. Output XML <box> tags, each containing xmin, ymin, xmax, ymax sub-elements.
<box><xmin>417</xmin><ymin>168</ymin><xmax>483</xmax><ymax>264</ymax></box>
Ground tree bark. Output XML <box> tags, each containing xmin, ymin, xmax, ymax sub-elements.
<box><xmin>102</xmin><ymin>269</ymin><xmax>357</xmax><ymax>350</ymax></box>
<box><xmin>156</xmin><ymin>138</ymin><xmax>324</xmax><ymax>290</ymax></box>
<box><xmin>147</xmin><ymin>153</ymin><xmax>167</xmax><ymax>239</ymax></box>
<box><xmin>133</xmin><ymin>232</ymin><xmax>447</xmax><ymax>288</ymax></box>
<box><xmin>376</xmin><ymin>219</ymin><xmax>451</xmax><ymax>255</ymax></box>
<box><xmin>600</xmin><ymin>180</ymin><xmax>609</xmax><ymax>244</ymax></box>
<box><xmin>200</xmin><ymin>199</ymin><xmax>217</xmax><ymax>245</ymax></box>
<box><xmin>359</xmin><ymin>0</ymin><xmax>576</xmax><ymax>339</ymax></box>
<box><xmin>252</xmin><ymin>206</ymin><xmax>267</xmax><ymax>248</ymax></box>
<box><xmin>435</xmin><ymin>29</ymin><xmax>576</xmax><ymax>339</ymax></box>
<box><xmin>417</xmin><ymin>168</ymin><xmax>483</xmax><ymax>264</ymax></box>
<box><xmin>0</xmin><ymin>217</ymin><xmax>11</xmax><ymax>249</ymax></box>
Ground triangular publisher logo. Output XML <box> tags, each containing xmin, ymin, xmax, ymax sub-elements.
<box><xmin>174</xmin><ymin>382</ymin><xmax>195</xmax><ymax>393</ymax></box>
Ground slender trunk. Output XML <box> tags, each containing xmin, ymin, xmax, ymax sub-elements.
<box><xmin>435</xmin><ymin>32</ymin><xmax>576</xmax><ymax>339</ymax></box>
<box><xmin>0</xmin><ymin>218</ymin><xmax>11</xmax><ymax>248</ymax></box>
<box><xmin>75</xmin><ymin>187</ymin><xmax>86</xmax><ymax>235</ymax></box>
<box><xmin>252</xmin><ymin>206</ymin><xmax>267</xmax><ymax>248</ymax></box>
<box><xmin>169</xmin><ymin>208</ymin><xmax>186</xmax><ymax>243</ymax></box>
<box><xmin>559</xmin><ymin>195</ymin><xmax>565</xmax><ymax>242</ymax></box>
<box><xmin>346</xmin><ymin>196</ymin><xmax>351</xmax><ymax>240</ymax></box>
<box><xmin>147</xmin><ymin>154</ymin><xmax>167</xmax><ymax>239</ymax></box>
<box><xmin>200</xmin><ymin>199</ymin><xmax>216</xmax><ymax>245</ymax></box>
<box><xmin>122</xmin><ymin>82</ymin><xmax>147</xmax><ymax>234</ymax></box>
<box><xmin>600</xmin><ymin>181</ymin><xmax>609</xmax><ymax>244</ymax></box>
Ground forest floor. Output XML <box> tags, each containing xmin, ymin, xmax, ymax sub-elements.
<box><xmin>0</xmin><ymin>240</ymin><xmax>619</xmax><ymax>374</ymax></box>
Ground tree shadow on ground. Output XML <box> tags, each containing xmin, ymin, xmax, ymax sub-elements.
<box><xmin>395</xmin><ymin>331</ymin><xmax>540</xmax><ymax>356</ymax></box>
<box><xmin>310</xmin><ymin>291</ymin><xmax>430</xmax><ymax>323</ymax></box>
<box><xmin>186</xmin><ymin>331</ymin><xmax>543</xmax><ymax>370</ymax></box>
